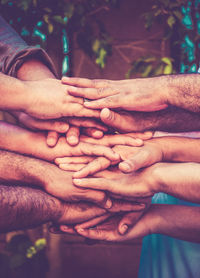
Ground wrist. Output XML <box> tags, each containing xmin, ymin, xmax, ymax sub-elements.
<box><xmin>149</xmin><ymin>163</ymin><xmax>164</xmax><ymax>194</ymax></box>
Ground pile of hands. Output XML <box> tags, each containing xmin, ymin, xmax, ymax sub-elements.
<box><xmin>14</xmin><ymin>75</ymin><xmax>169</xmax><ymax>242</ymax></box>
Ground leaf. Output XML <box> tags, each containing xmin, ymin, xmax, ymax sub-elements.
<box><xmin>35</xmin><ymin>238</ymin><xmax>47</xmax><ymax>251</ymax></box>
<box><xmin>161</xmin><ymin>57</ymin><xmax>172</xmax><ymax>65</ymax></box>
<box><xmin>96</xmin><ymin>48</ymin><xmax>107</xmax><ymax>68</ymax></box>
<box><xmin>92</xmin><ymin>39</ymin><xmax>100</xmax><ymax>53</ymax></box>
<box><xmin>163</xmin><ymin>64</ymin><xmax>173</xmax><ymax>74</ymax></box>
<box><xmin>48</xmin><ymin>23</ymin><xmax>54</xmax><ymax>34</ymax></box>
<box><xmin>141</xmin><ymin>64</ymin><xmax>153</xmax><ymax>77</ymax></box>
<box><xmin>167</xmin><ymin>15</ymin><xmax>176</xmax><ymax>28</ymax></box>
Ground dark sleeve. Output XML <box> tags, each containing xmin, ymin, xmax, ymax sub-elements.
<box><xmin>0</xmin><ymin>16</ymin><xmax>58</xmax><ymax>77</ymax></box>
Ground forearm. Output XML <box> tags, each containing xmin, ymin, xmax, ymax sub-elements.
<box><xmin>0</xmin><ymin>149</ymin><xmax>60</xmax><ymax>189</ymax></box>
<box><xmin>151</xmin><ymin>136</ymin><xmax>200</xmax><ymax>162</ymax></box>
<box><xmin>154</xmin><ymin>162</ymin><xmax>200</xmax><ymax>203</ymax></box>
<box><xmin>0</xmin><ymin>72</ymin><xmax>27</xmax><ymax>111</ymax></box>
<box><xmin>0</xmin><ymin>121</ymin><xmax>55</xmax><ymax>161</ymax></box>
<box><xmin>150</xmin><ymin>204</ymin><xmax>200</xmax><ymax>243</ymax></box>
<box><xmin>0</xmin><ymin>184</ymin><xmax>63</xmax><ymax>232</ymax></box>
<box><xmin>16</xmin><ymin>58</ymin><xmax>55</xmax><ymax>80</ymax></box>
<box><xmin>131</xmin><ymin>106</ymin><xmax>200</xmax><ymax>132</ymax></box>
<box><xmin>166</xmin><ymin>73</ymin><xmax>200</xmax><ymax>112</ymax></box>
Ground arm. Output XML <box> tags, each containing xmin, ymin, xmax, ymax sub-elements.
<box><xmin>62</xmin><ymin>74</ymin><xmax>200</xmax><ymax>113</ymax></box>
<box><xmin>114</xmin><ymin>136</ymin><xmax>200</xmax><ymax>173</ymax></box>
<box><xmin>75</xmin><ymin>204</ymin><xmax>200</xmax><ymax>243</ymax></box>
<box><xmin>98</xmin><ymin>107</ymin><xmax>200</xmax><ymax>134</ymax></box>
<box><xmin>0</xmin><ymin>149</ymin><xmax>109</xmax><ymax>207</ymax></box>
<box><xmin>0</xmin><ymin>184</ymin><xmax>105</xmax><ymax>233</ymax></box>
<box><xmin>73</xmin><ymin>162</ymin><xmax>200</xmax><ymax>204</ymax></box>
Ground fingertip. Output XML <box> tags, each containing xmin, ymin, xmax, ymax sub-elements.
<box><xmin>100</xmin><ymin>108</ymin><xmax>110</xmax><ymax>119</ymax></box>
<box><xmin>119</xmin><ymin>162</ymin><xmax>133</xmax><ymax>173</ymax></box>
<box><xmin>67</xmin><ymin>135</ymin><xmax>79</xmax><ymax>146</ymax></box>
<box><xmin>73</xmin><ymin>178</ymin><xmax>82</xmax><ymax>186</ymax></box>
<box><xmin>92</xmin><ymin>130</ymin><xmax>104</xmax><ymax>138</ymax></box>
<box><xmin>61</xmin><ymin>76</ymin><xmax>70</xmax><ymax>83</ymax></box>
<box><xmin>47</xmin><ymin>137</ymin><xmax>57</xmax><ymax>147</ymax></box>
<box><xmin>104</xmin><ymin>198</ymin><xmax>112</xmax><ymax>209</ymax></box>
<box><xmin>119</xmin><ymin>224</ymin><xmax>128</xmax><ymax>235</ymax></box>
<box><xmin>135</xmin><ymin>138</ymin><xmax>144</xmax><ymax>145</ymax></box>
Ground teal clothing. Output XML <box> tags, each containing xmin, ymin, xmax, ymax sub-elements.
<box><xmin>138</xmin><ymin>193</ymin><xmax>200</xmax><ymax>278</ymax></box>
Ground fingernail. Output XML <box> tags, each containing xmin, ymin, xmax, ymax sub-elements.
<box><xmin>105</xmin><ymin>198</ymin><xmax>112</xmax><ymax>209</ymax></box>
<box><xmin>135</xmin><ymin>138</ymin><xmax>143</xmax><ymax>145</ymax></box>
<box><xmin>113</xmin><ymin>153</ymin><xmax>120</xmax><ymax>160</ymax></box>
<box><xmin>93</xmin><ymin>130</ymin><xmax>103</xmax><ymax>138</ymax></box>
<box><xmin>121</xmin><ymin>163</ymin><xmax>132</xmax><ymax>172</ymax></box>
<box><xmin>77</xmin><ymin>228</ymin><xmax>84</xmax><ymax>233</ymax></box>
<box><xmin>84</xmin><ymin>101</ymin><xmax>92</xmax><ymax>107</ymax></box>
<box><xmin>60</xmin><ymin>124</ymin><xmax>69</xmax><ymax>132</ymax></box>
<box><xmin>68</xmin><ymin>136</ymin><xmax>78</xmax><ymax>145</ymax></box>
<box><xmin>120</xmin><ymin>224</ymin><xmax>128</xmax><ymax>235</ymax></box>
<box><xmin>73</xmin><ymin>179</ymin><xmax>81</xmax><ymax>185</ymax></box>
<box><xmin>47</xmin><ymin>138</ymin><xmax>55</xmax><ymax>146</ymax></box>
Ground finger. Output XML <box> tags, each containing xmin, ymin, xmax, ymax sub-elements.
<box><xmin>68</xmin><ymin>117</ymin><xmax>107</xmax><ymax>131</ymax></box>
<box><xmin>75</xmin><ymin>213</ymin><xmax>112</xmax><ymax>229</ymax></box>
<box><xmin>66</xmin><ymin>126</ymin><xmax>80</xmax><ymax>146</ymax></box>
<box><xmin>118</xmin><ymin>211</ymin><xmax>143</xmax><ymax>235</ymax></box>
<box><xmin>73</xmin><ymin>177</ymin><xmax>140</xmax><ymax>198</ymax></box>
<box><xmin>81</xmin><ymin>134</ymin><xmax>143</xmax><ymax>146</ymax></box>
<box><xmin>119</xmin><ymin>149</ymin><xmax>151</xmax><ymax>173</ymax></box>
<box><xmin>55</xmin><ymin>156</ymin><xmax>94</xmax><ymax>165</ymax></box>
<box><xmin>62</xmin><ymin>76</ymin><xmax>111</xmax><ymax>89</ymax></box>
<box><xmin>67</xmin><ymin>86</ymin><xmax>118</xmax><ymax>100</ymax></box>
<box><xmin>58</xmin><ymin>163</ymin><xmax>85</xmax><ymax>171</ymax></box>
<box><xmin>46</xmin><ymin>131</ymin><xmax>59</xmax><ymax>147</ymax></box>
<box><xmin>18</xmin><ymin>113</ymin><xmax>69</xmax><ymax>133</ymax></box>
<box><xmin>108</xmin><ymin>200</ymin><xmax>146</xmax><ymax>213</ymax></box>
<box><xmin>76</xmin><ymin>189</ymin><xmax>113</xmax><ymax>209</ymax></box>
<box><xmin>67</xmin><ymin>103</ymin><xmax>100</xmax><ymax>118</ymax></box>
<box><xmin>126</xmin><ymin>131</ymin><xmax>154</xmax><ymax>140</ymax></box>
<box><xmin>79</xmin><ymin>143</ymin><xmax>120</xmax><ymax>161</ymax></box>
<box><xmin>76</xmin><ymin>225</ymin><xmax>118</xmax><ymax>241</ymax></box>
<box><xmin>83</xmin><ymin>127</ymin><xmax>104</xmax><ymax>139</ymax></box>
<box><xmin>59</xmin><ymin>225</ymin><xmax>77</xmax><ymax>235</ymax></box>
<box><xmin>84</xmin><ymin>95</ymin><xmax>121</xmax><ymax>109</ymax></box>
<box><xmin>73</xmin><ymin>157</ymin><xmax>111</xmax><ymax>178</ymax></box>
<box><xmin>100</xmin><ymin>108</ymin><xmax>135</xmax><ymax>133</ymax></box>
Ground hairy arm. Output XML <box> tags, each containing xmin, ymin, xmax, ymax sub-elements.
<box><xmin>98</xmin><ymin>106</ymin><xmax>200</xmax><ymax>134</ymax></box>
<box><xmin>0</xmin><ymin>184</ymin><xmax>105</xmax><ymax>233</ymax></box>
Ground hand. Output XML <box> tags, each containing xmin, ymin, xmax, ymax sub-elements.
<box><xmin>55</xmin><ymin>133</ymin><xmax>146</xmax><ymax>178</ymax></box>
<box><xmin>114</xmin><ymin>141</ymin><xmax>163</xmax><ymax>173</ymax></box>
<box><xmin>62</xmin><ymin>76</ymin><xmax>168</xmax><ymax>112</ymax></box>
<box><xmin>42</xmin><ymin>163</ymin><xmax>112</xmax><ymax>209</ymax></box>
<box><xmin>57</xmin><ymin>201</ymin><xmax>107</xmax><ymax>225</ymax></box>
<box><xmin>100</xmin><ymin>108</ymin><xmax>155</xmax><ymax>134</ymax></box>
<box><xmin>73</xmin><ymin>167</ymin><xmax>158</xmax><ymax>199</ymax></box>
<box><xmin>74</xmin><ymin>206</ymin><xmax>156</xmax><ymax>242</ymax></box>
<box><xmin>23</xmin><ymin>78</ymin><xmax>100</xmax><ymax>119</ymax></box>
<box><xmin>58</xmin><ymin>198</ymin><xmax>149</xmax><ymax>235</ymax></box>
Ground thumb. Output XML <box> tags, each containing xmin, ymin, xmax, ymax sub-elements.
<box><xmin>118</xmin><ymin>211</ymin><xmax>143</xmax><ymax>235</ymax></box>
<box><xmin>100</xmin><ymin>108</ymin><xmax>133</xmax><ymax>133</ymax></box>
<box><xmin>119</xmin><ymin>149</ymin><xmax>150</xmax><ymax>173</ymax></box>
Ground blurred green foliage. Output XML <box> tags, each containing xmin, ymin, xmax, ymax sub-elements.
<box><xmin>0</xmin><ymin>0</ymin><xmax>120</xmax><ymax>71</ymax></box>
<box><xmin>0</xmin><ymin>234</ymin><xmax>48</xmax><ymax>278</ymax></box>
<box><xmin>128</xmin><ymin>0</ymin><xmax>200</xmax><ymax>78</ymax></box>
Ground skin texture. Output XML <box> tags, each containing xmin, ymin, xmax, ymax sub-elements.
<box><xmin>0</xmin><ymin>183</ymin><xmax>107</xmax><ymax>233</ymax></box>
<box><xmin>62</xmin><ymin>74</ymin><xmax>200</xmax><ymax>113</ymax></box>
<box><xmin>15</xmin><ymin>59</ymin><xmax>107</xmax><ymax>147</ymax></box>
<box><xmin>73</xmin><ymin>204</ymin><xmax>200</xmax><ymax>243</ymax></box>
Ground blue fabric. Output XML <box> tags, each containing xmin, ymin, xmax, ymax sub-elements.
<box><xmin>138</xmin><ymin>193</ymin><xmax>200</xmax><ymax>278</ymax></box>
